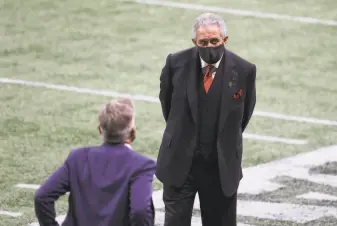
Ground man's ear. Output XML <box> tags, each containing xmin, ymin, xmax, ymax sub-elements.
<box><xmin>131</xmin><ymin>127</ymin><xmax>136</xmax><ymax>139</ymax></box>
<box><xmin>126</xmin><ymin>127</ymin><xmax>136</xmax><ymax>144</ymax></box>
<box><xmin>192</xmin><ymin>39</ymin><xmax>197</xmax><ymax>46</ymax></box>
<box><xmin>223</xmin><ymin>36</ymin><xmax>229</xmax><ymax>45</ymax></box>
<box><xmin>98</xmin><ymin>125</ymin><xmax>102</xmax><ymax>135</ymax></box>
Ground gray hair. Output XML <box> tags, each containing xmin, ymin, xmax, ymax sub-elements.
<box><xmin>192</xmin><ymin>13</ymin><xmax>227</xmax><ymax>39</ymax></box>
<box><xmin>98</xmin><ymin>98</ymin><xmax>135</xmax><ymax>143</ymax></box>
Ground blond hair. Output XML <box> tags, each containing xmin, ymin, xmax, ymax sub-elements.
<box><xmin>98</xmin><ymin>98</ymin><xmax>135</xmax><ymax>143</ymax></box>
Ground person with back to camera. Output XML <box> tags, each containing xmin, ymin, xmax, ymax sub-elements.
<box><xmin>34</xmin><ymin>98</ymin><xmax>156</xmax><ymax>226</ymax></box>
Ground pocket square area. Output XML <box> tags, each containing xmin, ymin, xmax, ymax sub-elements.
<box><xmin>233</xmin><ymin>89</ymin><xmax>244</xmax><ymax>99</ymax></box>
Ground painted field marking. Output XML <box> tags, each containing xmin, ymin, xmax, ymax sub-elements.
<box><xmin>253</xmin><ymin>111</ymin><xmax>337</xmax><ymax>126</ymax></box>
<box><xmin>130</xmin><ymin>0</ymin><xmax>337</xmax><ymax>26</ymax></box>
<box><xmin>0</xmin><ymin>210</ymin><xmax>22</xmax><ymax>217</ymax></box>
<box><xmin>1</xmin><ymin>78</ymin><xmax>336</xmax><ymax>126</ymax></box>
<box><xmin>0</xmin><ymin>78</ymin><xmax>158</xmax><ymax>103</ymax></box>
<box><xmin>237</xmin><ymin>145</ymin><xmax>337</xmax><ymax>194</ymax></box>
<box><xmin>243</xmin><ymin>133</ymin><xmax>307</xmax><ymax>145</ymax></box>
<box><xmin>297</xmin><ymin>192</ymin><xmax>337</xmax><ymax>201</ymax></box>
<box><xmin>15</xmin><ymin>184</ymin><xmax>40</xmax><ymax>190</ymax></box>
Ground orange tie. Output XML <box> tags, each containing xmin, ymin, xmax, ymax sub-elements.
<box><xmin>203</xmin><ymin>65</ymin><xmax>214</xmax><ymax>93</ymax></box>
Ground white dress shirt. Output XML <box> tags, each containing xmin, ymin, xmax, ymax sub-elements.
<box><xmin>200</xmin><ymin>55</ymin><xmax>223</xmax><ymax>79</ymax></box>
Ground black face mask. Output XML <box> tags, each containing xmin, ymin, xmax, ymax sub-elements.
<box><xmin>198</xmin><ymin>44</ymin><xmax>225</xmax><ymax>64</ymax></box>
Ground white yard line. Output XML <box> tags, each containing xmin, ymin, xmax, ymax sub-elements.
<box><xmin>0</xmin><ymin>78</ymin><xmax>158</xmax><ymax>103</ymax></box>
<box><xmin>15</xmin><ymin>184</ymin><xmax>40</xmax><ymax>190</ymax></box>
<box><xmin>296</xmin><ymin>192</ymin><xmax>337</xmax><ymax>201</ymax></box>
<box><xmin>1</xmin><ymin>77</ymin><xmax>336</xmax><ymax>126</ymax></box>
<box><xmin>243</xmin><ymin>133</ymin><xmax>307</xmax><ymax>145</ymax></box>
<box><xmin>131</xmin><ymin>0</ymin><xmax>337</xmax><ymax>26</ymax></box>
<box><xmin>253</xmin><ymin>111</ymin><xmax>337</xmax><ymax>126</ymax></box>
<box><xmin>0</xmin><ymin>210</ymin><xmax>22</xmax><ymax>217</ymax></box>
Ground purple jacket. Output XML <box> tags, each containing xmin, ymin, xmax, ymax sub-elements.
<box><xmin>34</xmin><ymin>143</ymin><xmax>156</xmax><ymax>226</ymax></box>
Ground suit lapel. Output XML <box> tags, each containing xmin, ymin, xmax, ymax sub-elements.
<box><xmin>187</xmin><ymin>47</ymin><xmax>199</xmax><ymax>124</ymax></box>
<box><xmin>218</xmin><ymin>49</ymin><xmax>236</xmax><ymax>134</ymax></box>
<box><xmin>186</xmin><ymin>48</ymin><xmax>236</xmax><ymax>127</ymax></box>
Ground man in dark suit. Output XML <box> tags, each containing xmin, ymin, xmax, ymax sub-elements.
<box><xmin>156</xmin><ymin>13</ymin><xmax>256</xmax><ymax>226</ymax></box>
<box><xmin>34</xmin><ymin>98</ymin><xmax>156</xmax><ymax>226</ymax></box>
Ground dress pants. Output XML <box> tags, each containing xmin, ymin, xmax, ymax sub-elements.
<box><xmin>163</xmin><ymin>154</ymin><xmax>237</xmax><ymax>226</ymax></box>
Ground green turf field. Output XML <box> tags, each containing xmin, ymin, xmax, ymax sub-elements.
<box><xmin>1</xmin><ymin>0</ymin><xmax>337</xmax><ymax>225</ymax></box>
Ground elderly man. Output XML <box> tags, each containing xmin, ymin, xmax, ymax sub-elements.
<box><xmin>156</xmin><ymin>13</ymin><xmax>257</xmax><ymax>226</ymax></box>
<box><xmin>34</xmin><ymin>98</ymin><xmax>156</xmax><ymax>226</ymax></box>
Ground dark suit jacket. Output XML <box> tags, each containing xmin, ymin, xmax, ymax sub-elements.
<box><xmin>34</xmin><ymin>143</ymin><xmax>156</xmax><ymax>226</ymax></box>
<box><xmin>156</xmin><ymin>47</ymin><xmax>256</xmax><ymax>196</ymax></box>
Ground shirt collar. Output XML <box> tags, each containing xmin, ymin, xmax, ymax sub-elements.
<box><xmin>200</xmin><ymin>54</ymin><xmax>223</xmax><ymax>69</ymax></box>
<box><xmin>124</xmin><ymin>143</ymin><xmax>132</xmax><ymax>149</ymax></box>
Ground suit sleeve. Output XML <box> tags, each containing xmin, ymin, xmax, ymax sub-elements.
<box><xmin>159</xmin><ymin>54</ymin><xmax>173</xmax><ymax>122</ymax></box>
<box><xmin>129</xmin><ymin>160</ymin><xmax>156</xmax><ymax>226</ymax></box>
<box><xmin>34</xmin><ymin>156</ymin><xmax>71</xmax><ymax>226</ymax></box>
<box><xmin>242</xmin><ymin>64</ymin><xmax>256</xmax><ymax>132</ymax></box>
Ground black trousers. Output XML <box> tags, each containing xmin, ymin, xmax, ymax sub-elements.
<box><xmin>163</xmin><ymin>155</ymin><xmax>237</xmax><ymax>226</ymax></box>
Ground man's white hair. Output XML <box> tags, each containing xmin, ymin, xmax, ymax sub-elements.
<box><xmin>192</xmin><ymin>13</ymin><xmax>227</xmax><ymax>39</ymax></box>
